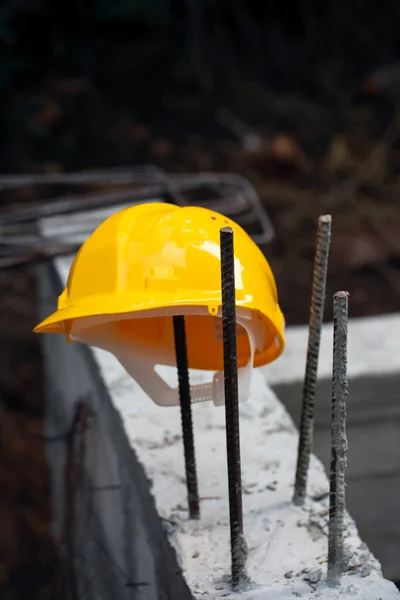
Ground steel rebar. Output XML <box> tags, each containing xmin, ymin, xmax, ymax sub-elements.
<box><xmin>327</xmin><ymin>291</ymin><xmax>349</xmax><ymax>587</ymax></box>
<box><xmin>173</xmin><ymin>315</ymin><xmax>200</xmax><ymax>519</ymax></box>
<box><xmin>220</xmin><ymin>226</ymin><xmax>247</xmax><ymax>586</ymax></box>
<box><xmin>293</xmin><ymin>214</ymin><xmax>332</xmax><ymax>505</ymax></box>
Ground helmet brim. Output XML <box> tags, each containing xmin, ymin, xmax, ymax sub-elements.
<box><xmin>34</xmin><ymin>291</ymin><xmax>285</xmax><ymax>368</ymax></box>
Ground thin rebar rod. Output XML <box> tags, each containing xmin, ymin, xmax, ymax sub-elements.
<box><xmin>173</xmin><ymin>315</ymin><xmax>200</xmax><ymax>519</ymax></box>
<box><xmin>293</xmin><ymin>214</ymin><xmax>332</xmax><ymax>505</ymax></box>
<box><xmin>220</xmin><ymin>226</ymin><xmax>247</xmax><ymax>586</ymax></box>
<box><xmin>327</xmin><ymin>291</ymin><xmax>349</xmax><ymax>587</ymax></box>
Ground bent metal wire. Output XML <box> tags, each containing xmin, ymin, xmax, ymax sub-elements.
<box><xmin>0</xmin><ymin>164</ymin><xmax>274</xmax><ymax>268</ymax></box>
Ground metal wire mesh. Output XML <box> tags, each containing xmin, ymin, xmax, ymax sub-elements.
<box><xmin>0</xmin><ymin>165</ymin><xmax>274</xmax><ymax>268</ymax></box>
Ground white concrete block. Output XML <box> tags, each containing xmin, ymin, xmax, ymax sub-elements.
<box><xmin>90</xmin><ymin>346</ymin><xmax>399</xmax><ymax>599</ymax></box>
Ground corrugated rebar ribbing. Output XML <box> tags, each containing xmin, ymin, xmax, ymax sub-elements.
<box><xmin>327</xmin><ymin>291</ymin><xmax>349</xmax><ymax>587</ymax></box>
<box><xmin>293</xmin><ymin>214</ymin><xmax>332</xmax><ymax>505</ymax></box>
<box><xmin>220</xmin><ymin>226</ymin><xmax>247</xmax><ymax>586</ymax></box>
<box><xmin>173</xmin><ymin>315</ymin><xmax>200</xmax><ymax>519</ymax></box>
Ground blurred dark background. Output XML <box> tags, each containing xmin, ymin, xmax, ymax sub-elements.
<box><xmin>1</xmin><ymin>1</ymin><xmax>400</xmax><ymax>598</ymax></box>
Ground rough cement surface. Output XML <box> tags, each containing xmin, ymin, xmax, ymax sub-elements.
<box><xmin>88</xmin><ymin>347</ymin><xmax>399</xmax><ymax>599</ymax></box>
<box><xmin>43</xmin><ymin>213</ymin><xmax>400</xmax><ymax>599</ymax></box>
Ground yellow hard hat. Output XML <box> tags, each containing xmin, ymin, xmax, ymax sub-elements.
<box><xmin>35</xmin><ymin>202</ymin><xmax>285</xmax><ymax>405</ymax></box>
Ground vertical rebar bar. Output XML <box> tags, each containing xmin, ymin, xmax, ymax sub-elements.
<box><xmin>293</xmin><ymin>214</ymin><xmax>332</xmax><ymax>505</ymax></box>
<box><xmin>220</xmin><ymin>226</ymin><xmax>247</xmax><ymax>586</ymax></box>
<box><xmin>327</xmin><ymin>291</ymin><xmax>349</xmax><ymax>587</ymax></box>
<box><xmin>173</xmin><ymin>315</ymin><xmax>200</xmax><ymax>519</ymax></box>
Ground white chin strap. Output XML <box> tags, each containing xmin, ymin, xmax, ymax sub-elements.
<box><xmin>70</xmin><ymin>307</ymin><xmax>260</xmax><ymax>407</ymax></box>
<box><xmin>115</xmin><ymin>313</ymin><xmax>256</xmax><ymax>407</ymax></box>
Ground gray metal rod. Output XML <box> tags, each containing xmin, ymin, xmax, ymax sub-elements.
<box><xmin>293</xmin><ymin>214</ymin><xmax>332</xmax><ymax>505</ymax></box>
<box><xmin>220</xmin><ymin>226</ymin><xmax>247</xmax><ymax>586</ymax></box>
<box><xmin>327</xmin><ymin>291</ymin><xmax>349</xmax><ymax>587</ymax></box>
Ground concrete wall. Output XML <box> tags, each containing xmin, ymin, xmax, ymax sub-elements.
<box><xmin>38</xmin><ymin>264</ymin><xmax>192</xmax><ymax>600</ymax></box>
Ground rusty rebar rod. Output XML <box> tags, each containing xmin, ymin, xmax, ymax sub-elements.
<box><xmin>173</xmin><ymin>315</ymin><xmax>200</xmax><ymax>519</ymax></box>
<box><xmin>327</xmin><ymin>291</ymin><xmax>349</xmax><ymax>587</ymax></box>
<box><xmin>220</xmin><ymin>226</ymin><xmax>247</xmax><ymax>586</ymax></box>
<box><xmin>293</xmin><ymin>214</ymin><xmax>332</xmax><ymax>505</ymax></box>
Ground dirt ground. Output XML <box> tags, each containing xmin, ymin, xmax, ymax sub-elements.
<box><xmin>1</xmin><ymin>73</ymin><xmax>400</xmax><ymax>598</ymax></box>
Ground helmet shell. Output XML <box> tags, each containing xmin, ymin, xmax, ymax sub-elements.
<box><xmin>35</xmin><ymin>202</ymin><xmax>285</xmax><ymax>369</ymax></box>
